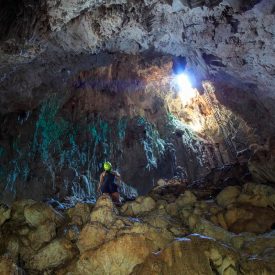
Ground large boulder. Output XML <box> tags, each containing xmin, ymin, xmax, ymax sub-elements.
<box><xmin>119</xmin><ymin>222</ymin><xmax>174</xmax><ymax>251</ymax></box>
<box><xmin>90</xmin><ymin>195</ymin><xmax>118</xmax><ymax>227</ymax></box>
<box><xmin>10</xmin><ymin>200</ymin><xmax>36</xmax><ymax>222</ymax></box>
<box><xmin>216</xmin><ymin>186</ymin><xmax>241</xmax><ymax>207</ymax></box>
<box><xmin>175</xmin><ymin>191</ymin><xmax>197</xmax><ymax>207</ymax></box>
<box><xmin>226</xmin><ymin>205</ymin><xmax>275</xmax><ymax>234</ymax></box>
<box><xmin>67</xmin><ymin>203</ymin><xmax>91</xmax><ymax>227</ymax></box>
<box><xmin>242</xmin><ymin>231</ymin><xmax>275</xmax><ymax>255</ymax></box>
<box><xmin>141</xmin><ymin>208</ymin><xmax>178</xmax><ymax>230</ymax></box>
<box><xmin>72</xmin><ymin>234</ymin><xmax>154</xmax><ymax>275</ymax></box>
<box><xmin>120</xmin><ymin>196</ymin><xmax>156</xmax><ymax>216</ymax></box>
<box><xmin>27</xmin><ymin>221</ymin><xmax>57</xmax><ymax>251</ymax></box>
<box><xmin>0</xmin><ymin>256</ymin><xmax>22</xmax><ymax>274</ymax></box>
<box><xmin>165</xmin><ymin>202</ymin><xmax>179</xmax><ymax>216</ymax></box>
<box><xmin>132</xmin><ymin>234</ymin><xmax>239</xmax><ymax>275</ymax></box>
<box><xmin>21</xmin><ymin>202</ymin><xmax>63</xmax><ymax>252</ymax></box>
<box><xmin>192</xmin><ymin>218</ymin><xmax>235</xmax><ymax>243</ymax></box>
<box><xmin>24</xmin><ymin>202</ymin><xmax>60</xmax><ymax>227</ymax></box>
<box><xmin>237</xmin><ymin>182</ymin><xmax>275</xmax><ymax>208</ymax></box>
<box><xmin>77</xmin><ymin>222</ymin><xmax>108</xmax><ymax>253</ymax></box>
<box><xmin>1</xmin><ymin>235</ymin><xmax>20</xmax><ymax>261</ymax></box>
<box><xmin>27</xmin><ymin>238</ymin><xmax>75</xmax><ymax>271</ymax></box>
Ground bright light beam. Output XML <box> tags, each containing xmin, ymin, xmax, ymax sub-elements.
<box><xmin>175</xmin><ymin>73</ymin><xmax>197</xmax><ymax>104</ymax></box>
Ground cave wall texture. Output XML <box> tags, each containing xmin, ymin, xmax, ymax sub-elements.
<box><xmin>0</xmin><ymin>0</ymin><xmax>274</xmax><ymax>203</ymax></box>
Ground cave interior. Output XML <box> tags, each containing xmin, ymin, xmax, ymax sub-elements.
<box><xmin>0</xmin><ymin>0</ymin><xmax>275</xmax><ymax>274</ymax></box>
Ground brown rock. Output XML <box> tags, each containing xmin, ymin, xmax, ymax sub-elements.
<box><xmin>119</xmin><ymin>222</ymin><xmax>174</xmax><ymax>251</ymax></box>
<box><xmin>132</xmin><ymin>234</ymin><xmax>239</xmax><ymax>275</ymax></box>
<box><xmin>64</xmin><ymin>224</ymin><xmax>80</xmax><ymax>242</ymax></box>
<box><xmin>193</xmin><ymin>218</ymin><xmax>234</xmax><ymax>243</ymax></box>
<box><xmin>175</xmin><ymin>191</ymin><xmax>197</xmax><ymax>207</ymax></box>
<box><xmin>73</xmin><ymin>234</ymin><xmax>154</xmax><ymax>275</ymax></box>
<box><xmin>141</xmin><ymin>209</ymin><xmax>172</xmax><ymax>229</ymax></box>
<box><xmin>77</xmin><ymin>222</ymin><xmax>108</xmax><ymax>253</ymax></box>
<box><xmin>216</xmin><ymin>186</ymin><xmax>241</xmax><ymax>207</ymax></box>
<box><xmin>0</xmin><ymin>205</ymin><xmax>10</xmax><ymax>226</ymax></box>
<box><xmin>228</xmin><ymin>205</ymin><xmax>275</xmax><ymax>234</ymax></box>
<box><xmin>0</xmin><ymin>256</ymin><xmax>22</xmax><ymax>274</ymax></box>
<box><xmin>165</xmin><ymin>202</ymin><xmax>178</xmax><ymax>216</ymax></box>
<box><xmin>27</xmin><ymin>221</ymin><xmax>56</xmax><ymax>251</ymax></box>
<box><xmin>27</xmin><ymin>238</ymin><xmax>75</xmax><ymax>271</ymax></box>
<box><xmin>24</xmin><ymin>202</ymin><xmax>59</xmax><ymax>227</ymax></box>
<box><xmin>11</xmin><ymin>200</ymin><xmax>36</xmax><ymax>222</ymax></box>
<box><xmin>238</xmin><ymin>182</ymin><xmax>275</xmax><ymax>208</ymax></box>
<box><xmin>90</xmin><ymin>195</ymin><xmax>118</xmax><ymax>227</ymax></box>
<box><xmin>67</xmin><ymin>203</ymin><xmax>91</xmax><ymax>226</ymax></box>
<box><xmin>120</xmin><ymin>196</ymin><xmax>156</xmax><ymax>216</ymax></box>
<box><xmin>216</xmin><ymin>212</ymin><xmax>228</xmax><ymax>230</ymax></box>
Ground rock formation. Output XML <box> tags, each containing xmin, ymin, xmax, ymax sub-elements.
<box><xmin>1</xmin><ymin>180</ymin><xmax>275</xmax><ymax>274</ymax></box>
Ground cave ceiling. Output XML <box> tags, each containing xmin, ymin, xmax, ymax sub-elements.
<box><xmin>0</xmin><ymin>0</ymin><xmax>274</xmax><ymax>130</ymax></box>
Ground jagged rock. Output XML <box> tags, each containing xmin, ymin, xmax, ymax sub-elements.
<box><xmin>120</xmin><ymin>196</ymin><xmax>156</xmax><ymax>216</ymax></box>
<box><xmin>27</xmin><ymin>238</ymin><xmax>75</xmax><ymax>271</ymax></box>
<box><xmin>175</xmin><ymin>190</ymin><xmax>197</xmax><ymax>207</ymax></box>
<box><xmin>0</xmin><ymin>205</ymin><xmax>10</xmax><ymax>226</ymax></box>
<box><xmin>3</xmin><ymin>235</ymin><xmax>20</xmax><ymax>260</ymax></box>
<box><xmin>132</xmin><ymin>234</ymin><xmax>239</xmax><ymax>275</ymax></box>
<box><xmin>141</xmin><ymin>208</ymin><xmax>174</xmax><ymax>229</ymax></box>
<box><xmin>119</xmin><ymin>222</ymin><xmax>174</xmax><ymax>251</ymax></box>
<box><xmin>24</xmin><ymin>202</ymin><xmax>61</xmax><ymax>227</ymax></box>
<box><xmin>27</xmin><ymin>221</ymin><xmax>57</xmax><ymax>251</ymax></box>
<box><xmin>230</xmin><ymin>232</ymin><xmax>255</xmax><ymax>250</ymax></box>
<box><xmin>237</xmin><ymin>182</ymin><xmax>275</xmax><ymax>209</ymax></box>
<box><xmin>240</xmin><ymin>246</ymin><xmax>275</xmax><ymax>275</ymax></box>
<box><xmin>77</xmin><ymin>222</ymin><xmax>108</xmax><ymax>253</ymax></box>
<box><xmin>64</xmin><ymin>224</ymin><xmax>80</xmax><ymax>242</ymax></box>
<box><xmin>142</xmin><ymin>209</ymin><xmax>187</xmax><ymax>237</ymax></box>
<box><xmin>149</xmin><ymin>183</ymin><xmax>186</xmax><ymax>202</ymax></box>
<box><xmin>216</xmin><ymin>212</ymin><xmax>228</xmax><ymax>230</ymax></box>
<box><xmin>216</xmin><ymin>186</ymin><xmax>241</xmax><ymax>207</ymax></box>
<box><xmin>0</xmin><ymin>256</ymin><xmax>22</xmax><ymax>274</ymax></box>
<box><xmin>90</xmin><ymin>195</ymin><xmax>118</xmax><ymax>227</ymax></box>
<box><xmin>241</xmin><ymin>259</ymin><xmax>275</xmax><ymax>275</ymax></box>
<box><xmin>192</xmin><ymin>218</ymin><xmax>235</xmax><ymax>243</ymax></box>
<box><xmin>72</xmin><ymin>234</ymin><xmax>154</xmax><ymax>275</ymax></box>
<box><xmin>242</xmin><ymin>231</ymin><xmax>275</xmax><ymax>255</ymax></box>
<box><xmin>11</xmin><ymin>200</ymin><xmax>36</xmax><ymax>222</ymax></box>
<box><xmin>67</xmin><ymin>203</ymin><xmax>91</xmax><ymax>226</ymax></box>
<box><xmin>225</xmin><ymin>205</ymin><xmax>275</xmax><ymax>234</ymax></box>
<box><xmin>165</xmin><ymin>202</ymin><xmax>179</xmax><ymax>216</ymax></box>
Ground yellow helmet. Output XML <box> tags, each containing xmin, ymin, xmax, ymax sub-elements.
<box><xmin>103</xmin><ymin>161</ymin><xmax>112</xmax><ymax>171</ymax></box>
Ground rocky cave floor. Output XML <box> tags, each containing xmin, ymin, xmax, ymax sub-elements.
<box><xmin>0</xmin><ymin>140</ymin><xmax>275</xmax><ymax>275</ymax></box>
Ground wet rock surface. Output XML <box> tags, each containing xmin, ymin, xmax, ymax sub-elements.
<box><xmin>1</xmin><ymin>181</ymin><xmax>275</xmax><ymax>274</ymax></box>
